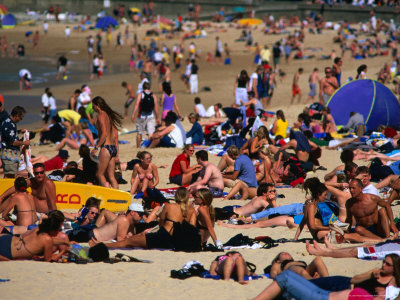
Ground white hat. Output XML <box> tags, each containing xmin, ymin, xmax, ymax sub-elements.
<box><xmin>128</xmin><ymin>203</ymin><xmax>144</xmax><ymax>213</ymax></box>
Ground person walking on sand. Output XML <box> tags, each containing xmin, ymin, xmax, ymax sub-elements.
<box><xmin>122</xmin><ymin>81</ymin><xmax>135</xmax><ymax>118</ymax></box>
<box><xmin>91</xmin><ymin>96</ymin><xmax>122</xmax><ymax>189</ymax></box>
<box><xmin>320</xmin><ymin>67</ymin><xmax>338</xmax><ymax>106</ymax></box>
<box><xmin>291</xmin><ymin>68</ymin><xmax>303</xmax><ymax>104</ymax></box>
<box><xmin>305</xmin><ymin>68</ymin><xmax>320</xmax><ymax>103</ymax></box>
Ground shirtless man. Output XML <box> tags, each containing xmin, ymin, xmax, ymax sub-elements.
<box><xmin>231</xmin><ymin>183</ymin><xmax>277</xmax><ymax>217</ymax></box>
<box><xmin>188</xmin><ymin>150</ymin><xmax>224</xmax><ymax>198</ymax></box>
<box><xmin>142</xmin><ymin>56</ymin><xmax>153</xmax><ymax>84</ymax></box>
<box><xmin>356</xmin><ymin>166</ymin><xmax>379</xmax><ymax>196</ymax></box>
<box><xmin>319</xmin><ymin>67</ymin><xmax>338</xmax><ymax>106</ymax></box>
<box><xmin>345</xmin><ymin>179</ymin><xmax>398</xmax><ymax>240</ymax></box>
<box><xmin>122</xmin><ymin>81</ymin><xmax>135</xmax><ymax>118</ymax></box>
<box><xmin>0</xmin><ymin>177</ymin><xmax>37</xmax><ymax>227</ymax></box>
<box><xmin>87</xmin><ymin>203</ymin><xmax>144</xmax><ymax>244</ymax></box>
<box><xmin>0</xmin><ymin>163</ymin><xmax>56</xmax><ymax>214</ymax></box>
<box><xmin>305</xmin><ymin>68</ymin><xmax>320</xmax><ymax>103</ymax></box>
<box><xmin>290</xmin><ymin>68</ymin><xmax>303</xmax><ymax>104</ymax></box>
<box><xmin>0</xmin><ymin>210</ymin><xmax>68</xmax><ymax>262</ymax></box>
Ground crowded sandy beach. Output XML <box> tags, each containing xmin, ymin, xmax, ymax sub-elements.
<box><xmin>1</xmin><ymin>2</ymin><xmax>400</xmax><ymax>299</ymax></box>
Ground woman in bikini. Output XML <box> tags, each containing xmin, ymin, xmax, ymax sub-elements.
<box><xmin>252</xmin><ymin>254</ymin><xmax>400</xmax><ymax>300</ymax></box>
<box><xmin>99</xmin><ymin>187</ymin><xmax>201</xmax><ymax>252</ymax></box>
<box><xmin>130</xmin><ymin>151</ymin><xmax>159</xmax><ymax>195</ymax></box>
<box><xmin>91</xmin><ymin>96</ymin><xmax>122</xmax><ymax>189</ymax></box>
<box><xmin>255</xmin><ymin>147</ymin><xmax>282</xmax><ymax>184</ymax></box>
<box><xmin>268</xmin><ymin>251</ymin><xmax>329</xmax><ymax>280</ymax></box>
<box><xmin>240</xmin><ymin>126</ymin><xmax>272</xmax><ymax>160</ymax></box>
<box><xmin>209</xmin><ymin>251</ymin><xmax>250</xmax><ymax>284</ymax></box>
<box><xmin>0</xmin><ymin>177</ymin><xmax>37</xmax><ymax>227</ymax></box>
<box><xmin>192</xmin><ymin>188</ymin><xmax>221</xmax><ymax>249</ymax></box>
<box><xmin>0</xmin><ymin>210</ymin><xmax>68</xmax><ymax>262</ymax></box>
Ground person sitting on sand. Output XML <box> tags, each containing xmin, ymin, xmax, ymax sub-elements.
<box><xmin>324</xmin><ymin>149</ymin><xmax>354</xmax><ymax>183</ymax></box>
<box><xmin>255</xmin><ymin>147</ymin><xmax>284</xmax><ymax>184</ymax></box>
<box><xmin>217</xmin><ymin>146</ymin><xmax>237</xmax><ymax>174</ymax></box>
<box><xmin>94</xmin><ymin>188</ymin><xmax>201</xmax><ymax>252</ymax></box>
<box><xmin>188</xmin><ymin>150</ymin><xmax>224</xmax><ymax>198</ymax></box>
<box><xmin>169</xmin><ymin>144</ymin><xmax>203</xmax><ymax>186</ymax></box>
<box><xmin>193</xmin><ymin>188</ymin><xmax>222</xmax><ymax>248</ymax></box>
<box><xmin>186</xmin><ymin>113</ymin><xmax>204</xmax><ymax>145</ymax></box>
<box><xmin>223</xmin><ymin>146</ymin><xmax>258</xmax><ymax>200</ymax></box>
<box><xmin>130</xmin><ymin>151</ymin><xmax>159</xmax><ymax>195</ymax></box>
<box><xmin>209</xmin><ymin>251</ymin><xmax>251</xmax><ymax>284</ymax></box>
<box><xmin>251</xmin><ymin>254</ymin><xmax>400</xmax><ymax>300</ymax></box>
<box><xmin>0</xmin><ymin>210</ymin><xmax>69</xmax><ymax>262</ymax></box>
<box><xmin>240</xmin><ymin>126</ymin><xmax>272</xmax><ymax>160</ymax></box>
<box><xmin>0</xmin><ymin>177</ymin><xmax>37</xmax><ymax>227</ymax></box>
<box><xmin>268</xmin><ymin>251</ymin><xmax>329</xmax><ymax>279</ymax></box>
<box><xmin>147</xmin><ymin>112</ymin><xmax>184</xmax><ymax>148</ymax></box>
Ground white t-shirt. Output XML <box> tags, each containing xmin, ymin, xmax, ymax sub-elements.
<box><xmin>195</xmin><ymin>104</ymin><xmax>207</xmax><ymax>117</ymax></box>
<box><xmin>154</xmin><ymin>51</ymin><xmax>163</xmax><ymax>62</ymax></box>
<box><xmin>137</xmin><ymin>78</ymin><xmax>149</xmax><ymax>95</ymax></box>
<box><xmin>65</xmin><ymin>27</ymin><xmax>71</xmax><ymax>37</ymax></box>
<box><xmin>41</xmin><ymin>93</ymin><xmax>50</xmax><ymax>107</ymax></box>
<box><xmin>249</xmin><ymin>72</ymin><xmax>258</xmax><ymax>90</ymax></box>
<box><xmin>77</xmin><ymin>92</ymin><xmax>91</xmax><ymax>110</ymax></box>
<box><xmin>49</xmin><ymin>96</ymin><xmax>56</xmax><ymax>110</ymax></box>
<box><xmin>168</xmin><ymin>124</ymin><xmax>184</xmax><ymax>148</ymax></box>
<box><xmin>185</xmin><ymin>63</ymin><xmax>192</xmax><ymax>76</ymax></box>
<box><xmin>362</xmin><ymin>184</ymin><xmax>380</xmax><ymax>197</ymax></box>
<box><xmin>19</xmin><ymin>69</ymin><xmax>31</xmax><ymax>79</ymax></box>
<box><xmin>206</xmin><ymin>106</ymin><xmax>225</xmax><ymax>118</ymax></box>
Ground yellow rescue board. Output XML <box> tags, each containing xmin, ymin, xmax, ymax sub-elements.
<box><xmin>0</xmin><ymin>179</ymin><xmax>131</xmax><ymax>212</ymax></box>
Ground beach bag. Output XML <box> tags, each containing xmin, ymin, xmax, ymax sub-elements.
<box><xmin>142</xmin><ymin>187</ymin><xmax>169</xmax><ymax>210</ymax></box>
<box><xmin>140</xmin><ymin>91</ymin><xmax>154</xmax><ymax>114</ymax></box>
<box><xmin>317</xmin><ymin>201</ymin><xmax>339</xmax><ymax>226</ymax></box>
<box><xmin>327</xmin><ymin>224</ymin><xmax>345</xmax><ymax>244</ymax></box>
<box><xmin>88</xmin><ymin>243</ymin><xmax>110</xmax><ymax>262</ymax></box>
<box><xmin>224</xmin><ymin>135</ymin><xmax>247</xmax><ymax>150</ymax></box>
<box><xmin>223</xmin><ymin>234</ymin><xmax>254</xmax><ymax>247</ymax></box>
<box><xmin>172</xmin><ymin>220</ymin><xmax>201</xmax><ymax>252</ymax></box>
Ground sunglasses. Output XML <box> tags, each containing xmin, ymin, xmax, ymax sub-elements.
<box><xmin>268</xmin><ymin>189</ymin><xmax>277</xmax><ymax>193</ymax></box>
<box><xmin>34</xmin><ymin>170</ymin><xmax>45</xmax><ymax>175</ymax></box>
<box><xmin>88</xmin><ymin>211</ymin><xmax>98</xmax><ymax>215</ymax></box>
<box><xmin>188</xmin><ymin>149</ymin><xmax>194</xmax><ymax>152</ymax></box>
<box><xmin>383</xmin><ymin>260</ymin><xmax>393</xmax><ymax>267</ymax></box>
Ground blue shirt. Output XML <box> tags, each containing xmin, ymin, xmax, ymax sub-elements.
<box><xmin>186</xmin><ymin>121</ymin><xmax>204</xmax><ymax>145</ymax></box>
<box><xmin>234</xmin><ymin>154</ymin><xmax>258</xmax><ymax>187</ymax></box>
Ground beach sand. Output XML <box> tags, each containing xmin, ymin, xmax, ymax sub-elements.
<box><xmin>0</xmin><ymin>21</ymin><xmax>398</xmax><ymax>299</ymax></box>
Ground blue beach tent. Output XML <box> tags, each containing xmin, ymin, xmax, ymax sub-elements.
<box><xmin>327</xmin><ymin>79</ymin><xmax>400</xmax><ymax>131</ymax></box>
<box><xmin>2</xmin><ymin>14</ymin><xmax>16</xmax><ymax>29</ymax></box>
<box><xmin>95</xmin><ymin>16</ymin><xmax>118</xmax><ymax>30</ymax></box>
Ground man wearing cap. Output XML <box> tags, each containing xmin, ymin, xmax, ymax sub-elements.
<box><xmin>0</xmin><ymin>163</ymin><xmax>57</xmax><ymax>214</ymax></box>
<box><xmin>82</xmin><ymin>203</ymin><xmax>144</xmax><ymax>244</ymax></box>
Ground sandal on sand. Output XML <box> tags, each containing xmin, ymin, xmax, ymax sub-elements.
<box><xmin>115</xmin><ymin>253</ymin><xmax>153</xmax><ymax>263</ymax></box>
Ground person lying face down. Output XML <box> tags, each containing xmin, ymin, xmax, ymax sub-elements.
<box><xmin>0</xmin><ymin>210</ymin><xmax>69</xmax><ymax>262</ymax></box>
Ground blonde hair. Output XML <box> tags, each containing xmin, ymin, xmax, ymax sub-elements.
<box><xmin>197</xmin><ymin>188</ymin><xmax>215</xmax><ymax>222</ymax></box>
<box><xmin>259</xmin><ymin>146</ymin><xmax>275</xmax><ymax>163</ymax></box>
<box><xmin>256</xmin><ymin>126</ymin><xmax>268</xmax><ymax>139</ymax></box>
<box><xmin>175</xmin><ymin>187</ymin><xmax>189</xmax><ymax>218</ymax></box>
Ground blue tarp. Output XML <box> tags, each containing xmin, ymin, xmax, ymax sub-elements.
<box><xmin>95</xmin><ymin>16</ymin><xmax>118</xmax><ymax>30</ymax></box>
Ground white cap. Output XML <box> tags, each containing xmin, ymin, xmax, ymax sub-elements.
<box><xmin>128</xmin><ymin>203</ymin><xmax>144</xmax><ymax>213</ymax></box>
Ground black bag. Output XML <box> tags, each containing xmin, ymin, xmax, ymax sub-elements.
<box><xmin>223</xmin><ymin>234</ymin><xmax>254</xmax><ymax>247</ymax></box>
<box><xmin>140</xmin><ymin>91</ymin><xmax>154</xmax><ymax>114</ymax></box>
<box><xmin>88</xmin><ymin>243</ymin><xmax>109</xmax><ymax>262</ymax></box>
<box><xmin>142</xmin><ymin>187</ymin><xmax>169</xmax><ymax>210</ymax></box>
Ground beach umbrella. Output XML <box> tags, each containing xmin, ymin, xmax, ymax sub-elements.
<box><xmin>2</xmin><ymin>14</ymin><xmax>16</xmax><ymax>29</ymax></box>
<box><xmin>237</xmin><ymin>18</ymin><xmax>263</xmax><ymax>26</ymax></box>
<box><xmin>0</xmin><ymin>4</ymin><xmax>8</xmax><ymax>15</ymax></box>
<box><xmin>327</xmin><ymin>79</ymin><xmax>400</xmax><ymax>131</ymax></box>
<box><xmin>95</xmin><ymin>16</ymin><xmax>118</xmax><ymax>30</ymax></box>
<box><xmin>233</xmin><ymin>6</ymin><xmax>246</xmax><ymax>13</ymax></box>
<box><xmin>130</xmin><ymin>7</ymin><xmax>140</xmax><ymax>13</ymax></box>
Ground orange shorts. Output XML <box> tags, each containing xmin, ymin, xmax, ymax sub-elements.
<box><xmin>292</xmin><ymin>84</ymin><xmax>301</xmax><ymax>96</ymax></box>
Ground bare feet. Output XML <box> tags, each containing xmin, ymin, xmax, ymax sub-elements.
<box><xmin>324</xmin><ymin>236</ymin><xmax>338</xmax><ymax>250</ymax></box>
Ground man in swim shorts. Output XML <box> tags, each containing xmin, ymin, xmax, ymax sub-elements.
<box><xmin>290</xmin><ymin>68</ymin><xmax>303</xmax><ymax>104</ymax></box>
<box><xmin>319</xmin><ymin>67</ymin><xmax>338</xmax><ymax>106</ymax></box>
<box><xmin>188</xmin><ymin>150</ymin><xmax>224</xmax><ymax>198</ymax></box>
<box><xmin>345</xmin><ymin>179</ymin><xmax>398</xmax><ymax>240</ymax></box>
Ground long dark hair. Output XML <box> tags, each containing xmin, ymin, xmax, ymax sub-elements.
<box><xmin>386</xmin><ymin>254</ymin><xmax>400</xmax><ymax>286</ymax></box>
<box><xmin>92</xmin><ymin>96</ymin><xmax>122</xmax><ymax>129</ymax></box>
<box><xmin>303</xmin><ymin>177</ymin><xmax>327</xmax><ymax>200</ymax></box>
<box><xmin>239</xmin><ymin>70</ymin><xmax>250</xmax><ymax>83</ymax></box>
<box><xmin>38</xmin><ymin>210</ymin><xmax>64</xmax><ymax>234</ymax></box>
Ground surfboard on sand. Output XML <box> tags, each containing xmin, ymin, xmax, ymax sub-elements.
<box><xmin>0</xmin><ymin>179</ymin><xmax>131</xmax><ymax>212</ymax></box>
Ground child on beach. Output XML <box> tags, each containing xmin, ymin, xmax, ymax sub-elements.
<box><xmin>209</xmin><ymin>251</ymin><xmax>251</xmax><ymax>284</ymax></box>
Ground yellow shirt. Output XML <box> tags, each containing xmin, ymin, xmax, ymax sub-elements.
<box><xmin>275</xmin><ymin>119</ymin><xmax>288</xmax><ymax>138</ymax></box>
<box><xmin>58</xmin><ymin>109</ymin><xmax>81</xmax><ymax>125</ymax></box>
